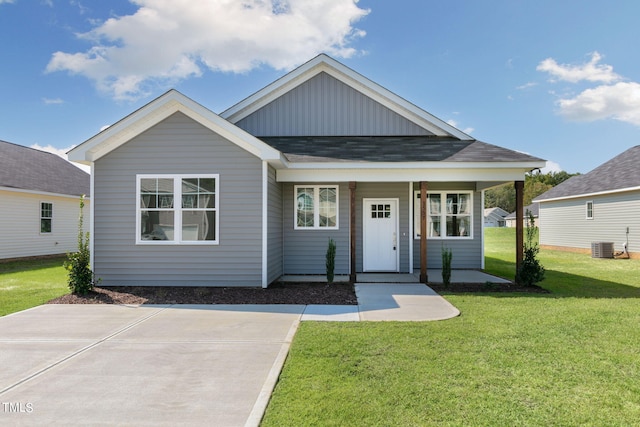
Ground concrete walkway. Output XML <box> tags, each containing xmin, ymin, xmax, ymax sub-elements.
<box><xmin>0</xmin><ymin>284</ymin><xmax>458</xmax><ymax>426</ymax></box>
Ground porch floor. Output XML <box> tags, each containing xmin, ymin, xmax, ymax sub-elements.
<box><xmin>279</xmin><ymin>270</ymin><xmax>511</xmax><ymax>285</ymax></box>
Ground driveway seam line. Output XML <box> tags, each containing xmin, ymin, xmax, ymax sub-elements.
<box><xmin>0</xmin><ymin>305</ymin><xmax>171</xmax><ymax>396</ymax></box>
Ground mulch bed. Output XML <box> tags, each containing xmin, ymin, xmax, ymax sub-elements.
<box><xmin>47</xmin><ymin>281</ymin><xmax>548</xmax><ymax>306</ymax></box>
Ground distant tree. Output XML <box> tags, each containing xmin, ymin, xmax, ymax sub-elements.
<box><xmin>484</xmin><ymin>183</ymin><xmax>515</xmax><ymax>212</ymax></box>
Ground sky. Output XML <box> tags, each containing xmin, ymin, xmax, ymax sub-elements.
<box><xmin>1</xmin><ymin>0</ymin><xmax>640</xmax><ymax>175</ymax></box>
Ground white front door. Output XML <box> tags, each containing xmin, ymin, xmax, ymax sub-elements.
<box><xmin>363</xmin><ymin>199</ymin><xmax>399</xmax><ymax>272</ymax></box>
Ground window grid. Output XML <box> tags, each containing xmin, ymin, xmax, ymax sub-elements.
<box><xmin>40</xmin><ymin>202</ymin><xmax>53</xmax><ymax>234</ymax></box>
<box><xmin>414</xmin><ymin>191</ymin><xmax>473</xmax><ymax>239</ymax></box>
<box><xmin>295</xmin><ymin>185</ymin><xmax>338</xmax><ymax>230</ymax></box>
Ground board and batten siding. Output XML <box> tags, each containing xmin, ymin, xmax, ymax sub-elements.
<box><xmin>93</xmin><ymin>112</ymin><xmax>264</xmax><ymax>286</ymax></box>
<box><xmin>355</xmin><ymin>182</ymin><xmax>410</xmax><ymax>273</ymax></box>
<box><xmin>0</xmin><ymin>190</ymin><xmax>88</xmax><ymax>260</ymax></box>
<box><xmin>282</xmin><ymin>182</ymin><xmax>350</xmax><ymax>275</ymax></box>
<box><xmin>539</xmin><ymin>191</ymin><xmax>640</xmax><ymax>254</ymax></box>
<box><xmin>267</xmin><ymin>165</ymin><xmax>283</xmax><ymax>283</ymax></box>
<box><xmin>411</xmin><ymin>183</ymin><xmax>483</xmax><ymax>269</ymax></box>
<box><xmin>235</xmin><ymin>72</ymin><xmax>433</xmax><ymax>137</ymax></box>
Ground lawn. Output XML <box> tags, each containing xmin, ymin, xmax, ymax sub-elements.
<box><xmin>262</xmin><ymin>228</ymin><xmax>640</xmax><ymax>426</ymax></box>
<box><xmin>0</xmin><ymin>256</ymin><xmax>68</xmax><ymax>316</ymax></box>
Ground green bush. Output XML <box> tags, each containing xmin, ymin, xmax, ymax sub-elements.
<box><xmin>441</xmin><ymin>246</ymin><xmax>452</xmax><ymax>287</ymax></box>
<box><xmin>64</xmin><ymin>196</ymin><xmax>96</xmax><ymax>295</ymax></box>
<box><xmin>516</xmin><ymin>211</ymin><xmax>545</xmax><ymax>287</ymax></box>
<box><xmin>326</xmin><ymin>238</ymin><xmax>336</xmax><ymax>284</ymax></box>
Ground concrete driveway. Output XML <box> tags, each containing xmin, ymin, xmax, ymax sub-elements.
<box><xmin>0</xmin><ymin>304</ymin><xmax>304</xmax><ymax>427</ymax></box>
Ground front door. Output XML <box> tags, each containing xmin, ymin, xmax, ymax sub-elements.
<box><xmin>363</xmin><ymin>199</ymin><xmax>399</xmax><ymax>272</ymax></box>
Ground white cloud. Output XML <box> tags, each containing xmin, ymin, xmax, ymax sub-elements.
<box><xmin>42</xmin><ymin>97</ymin><xmax>64</xmax><ymax>105</ymax></box>
<box><xmin>516</xmin><ymin>82</ymin><xmax>537</xmax><ymax>90</ymax></box>
<box><xmin>541</xmin><ymin>160</ymin><xmax>562</xmax><ymax>174</ymax></box>
<box><xmin>556</xmin><ymin>81</ymin><xmax>640</xmax><ymax>126</ymax></box>
<box><xmin>31</xmin><ymin>143</ymin><xmax>91</xmax><ymax>173</ymax></box>
<box><xmin>446</xmin><ymin>119</ymin><xmax>474</xmax><ymax>135</ymax></box>
<box><xmin>537</xmin><ymin>52</ymin><xmax>621</xmax><ymax>83</ymax></box>
<box><xmin>46</xmin><ymin>0</ymin><xmax>370</xmax><ymax>101</ymax></box>
<box><xmin>0</xmin><ymin>0</ymin><xmax>16</xmax><ymax>4</ymax></box>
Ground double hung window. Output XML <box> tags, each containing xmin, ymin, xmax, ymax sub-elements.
<box><xmin>414</xmin><ymin>192</ymin><xmax>472</xmax><ymax>238</ymax></box>
<box><xmin>137</xmin><ymin>175</ymin><xmax>218</xmax><ymax>244</ymax></box>
<box><xmin>40</xmin><ymin>202</ymin><xmax>53</xmax><ymax>233</ymax></box>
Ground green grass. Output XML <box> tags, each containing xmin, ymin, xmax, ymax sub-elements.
<box><xmin>0</xmin><ymin>256</ymin><xmax>69</xmax><ymax>316</ymax></box>
<box><xmin>262</xmin><ymin>228</ymin><xmax>640</xmax><ymax>426</ymax></box>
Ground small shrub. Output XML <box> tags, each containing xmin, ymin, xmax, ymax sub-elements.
<box><xmin>64</xmin><ymin>196</ymin><xmax>96</xmax><ymax>295</ymax></box>
<box><xmin>441</xmin><ymin>246</ymin><xmax>452</xmax><ymax>288</ymax></box>
<box><xmin>326</xmin><ymin>238</ymin><xmax>336</xmax><ymax>284</ymax></box>
<box><xmin>516</xmin><ymin>210</ymin><xmax>545</xmax><ymax>287</ymax></box>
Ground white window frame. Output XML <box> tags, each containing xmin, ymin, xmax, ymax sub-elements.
<box><xmin>136</xmin><ymin>174</ymin><xmax>219</xmax><ymax>245</ymax></box>
<box><xmin>40</xmin><ymin>201</ymin><xmax>53</xmax><ymax>234</ymax></box>
<box><xmin>586</xmin><ymin>200</ymin><xmax>594</xmax><ymax>220</ymax></box>
<box><xmin>413</xmin><ymin>191</ymin><xmax>473</xmax><ymax>239</ymax></box>
<box><xmin>294</xmin><ymin>185</ymin><xmax>339</xmax><ymax>230</ymax></box>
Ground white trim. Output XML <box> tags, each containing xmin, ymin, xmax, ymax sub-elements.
<box><xmin>136</xmin><ymin>174</ymin><xmax>220</xmax><ymax>245</ymax></box>
<box><xmin>408</xmin><ymin>182</ymin><xmax>414</xmax><ymax>272</ymax></box>
<box><xmin>39</xmin><ymin>201</ymin><xmax>53</xmax><ymax>234</ymax></box>
<box><xmin>221</xmin><ymin>54</ymin><xmax>473</xmax><ymax>140</ymax></box>
<box><xmin>413</xmin><ymin>190</ymin><xmax>474</xmax><ymax>240</ymax></box>
<box><xmin>362</xmin><ymin>198</ymin><xmax>400</xmax><ymax>272</ymax></box>
<box><xmin>262</xmin><ymin>161</ymin><xmax>268</xmax><ymax>288</ymax></box>
<box><xmin>279</xmin><ymin>168</ymin><xmax>535</xmax><ymax>183</ymax></box>
<box><xmin>89</xmin><ymin>165</ymin><xmax>95</xmax><ymax>270</ymax></box>
<box><xmin>481</xmin><ymin>190</ymin><xmax>485</xmax><ymax>270</ymax></box>
<box><xmin>293</xmin><ymin>185</ymin><xmax>339</xmax><ymax>230</ymax></box>
<box><xmin>536</xmin><ymin>185</ymin><xmax>640</xmax><ymax>203</ymax></box>
<box><xmin>0</xmin><ymin>185</ymin><xmax>88</xmax><ymax>200</ymax></box>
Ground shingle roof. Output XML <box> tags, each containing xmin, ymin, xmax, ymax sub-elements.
<box><xmin>505</xmin><ymin>203</ymin><xmax>539</xmax><ymax>220</ymax></box>
<box><xmin>259</xmin><ymin>136</ymin><xmax>544</xmax><ymax>163</ymax></box>
<box><xmin>0</xmin><ymin>140</ymin><xmax>90</xmax><ymax>196</ymax></box>
<box><xmin>534</xmin><ymin>145</ymin><xmax>640</xmax><ymax>201</ymax></box>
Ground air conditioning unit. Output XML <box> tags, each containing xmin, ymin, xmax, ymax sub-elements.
<box><xmin>591</xmin><ymin>242</ymin><xmax>614</xmax><ymax>259</ymax></box>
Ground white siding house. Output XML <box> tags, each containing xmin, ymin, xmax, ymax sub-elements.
<box><xmin>484</xmin><ymin>207</ymin><xmax>508</xmax><ymax>227</ymax></box>
<box><xmin>0</xmin><ymin>141</ymin><xmax>90</xmax><ymax>260</ymax></box>
<box><xmin>534</xmin><ymin>146</ymin><xmax>640</xmax><ymax>258</ymax></box>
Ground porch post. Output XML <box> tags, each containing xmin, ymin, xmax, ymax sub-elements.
<box><xmin>515</xmin><ymin>180</ymin><xmax>524</xmax><ymax>280</ymax></box>
<box><xmin>420</xmin><ymin>181</ymin><xmax>428</xmax><ymax>283</ymax></box>
<box><xmin>349</xmin><ymin>181</ymin><xmax>357</xmax><ymax>283</ymax></box>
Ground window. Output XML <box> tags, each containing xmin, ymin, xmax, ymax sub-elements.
<box><xmin>586</xmin><ymin>201</ymin><xmax>594</xmax><ymax>219</ymax></box>
<box><xmin>414</xmin><ymin>191</ymin><xmax>472</xmax><ymax>238</ymax></box>
<box><xmin>40</xmin><ymin>202</ymin><xmax>53</xmax><ymax>233</ymax></box>
<box><xmin>295</xmin><ymin>186</ymin><xmax>338</xmax><ymax>229</ymax></box>
<box><xmin>137</xmin><ymin>175</ymin><xmax>218</xmax><ymax>244</ymax></box>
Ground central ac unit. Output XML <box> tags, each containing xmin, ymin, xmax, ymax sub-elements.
<box><xmin>591</xmin><ymin>242</ymin><xmax>614</xmax><ymax>258</ymax></box>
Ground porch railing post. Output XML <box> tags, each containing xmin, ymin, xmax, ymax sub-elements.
<box><xmin>420</xmin><ymin>181</ymin><xmax>428</xmax><ymax>283</ymax></box>
<box><xmin>350</xmin><ymin>181</ymin><xmax>357</xmax><ymax>283</ymax></box>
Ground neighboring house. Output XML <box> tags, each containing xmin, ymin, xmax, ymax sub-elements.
<box><xmin>484</xmin><ymin>207</ymin><xmax>509</xmax><ymax>227</ymax></box>
<box><xmin>534</xmin><ymin>145</ymin><xmax>640</xmax><ymax>258</ymax></box>
<box><xmin>68</xmin><ymin>54</ymin><xmax>545</xmax><ymax>287</ymax></box>
<box><xmin>0</xmin><ymin>140</ymin><xmax>90</xmax><ymax>260</ymax></box>
<box><xmin>505</xmin><ymin>203</ymin><xmax>539</xmax><ymax>228</ymax></box>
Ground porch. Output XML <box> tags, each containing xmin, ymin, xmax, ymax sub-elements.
<box><xmin>279</xmin><ymin>270</ymin><xmax>511</xmax><ymax>285</ymax></box>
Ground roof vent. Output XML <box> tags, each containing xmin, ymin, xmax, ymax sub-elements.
<box><xmin>591</xmin><ymin>242</ymin><xmax>614</xmax><ymax>259</ymax></box>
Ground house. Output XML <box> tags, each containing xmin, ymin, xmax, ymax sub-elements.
<box><xmin>68</xmin><ymin>54</ymin><xmax>545</xmax><ymax>287</ymax></box>
<box><xmin>504</xmin><ymin>203</ymin><xmax>539</xmax><ymax>228</ymax></box>
<box><xmin>0</xmin><ymin>140</ymin><xmax>90</xmax><ymax>260</ymax></box>
<box><xmin>534</xmin><ymin>146</ymin><xmax>640</xmax><ymax>258</ymax></box>
<box><xmin>484</xmin><ymin>207</ymin><xmax>509</xmax><ymax>227</ymax></box>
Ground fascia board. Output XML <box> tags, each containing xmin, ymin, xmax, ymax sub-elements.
<box><xmin>68</xmin><ymin>91</ymin><xmax>282</xmax><ymax>164</ymax></box>
<box><xmin>0</xmin><ymin>186</ymin><xmax>90</xmax><ymax>200</ymax></box>
<box><xmin>277</xmin><ymin>167</ymin><xmax>534</xmax><ymax>183</ymax></box>
<box><xmin>282</xmin><ymin>160</ymin><xmax>546</xmax><ymax>170</ymax></box>
<box><xmin>536</xmin><ymin>185</ymin><xmax>640</xmax><ymax>203</ymax></box>
<box><xmin>221</xmin><ymin>55</ymin><xmax>473</xmax><ymax>140</ymax></box>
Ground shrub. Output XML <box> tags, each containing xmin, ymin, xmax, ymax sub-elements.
<box><xmin>64</xmin><ymin>196</ymin><xmax>96</xmax><ymax>295</ymax></box>
<box><xmin>516</xmin><ymin>210</ymin><xmax>545</xmax><ymax>287</ymax></box>
<box><xmin>326</xmin><ymin>238</ymin><xmax>336</xmax><ymax>284</ymax></box>
<box><xmin>441</xmin><ymin>246</ymin><xmax>452</xmax><ymax>287</ymax></box>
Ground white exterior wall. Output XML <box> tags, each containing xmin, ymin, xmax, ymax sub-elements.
<box><xmin>0</xmin><ymin>189</ymin><xmax>88</xmax><ymax>260</ymax></box>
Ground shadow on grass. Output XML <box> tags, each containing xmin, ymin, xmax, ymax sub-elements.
<box><xmin>483</xmin><ymin>256</ymin><xmax>640</xmax><ymax>299</ymax></box>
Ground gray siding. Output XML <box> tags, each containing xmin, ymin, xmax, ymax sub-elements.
<box><xmin>539</xmin><ymin>191</ymin><xmax>640</xmax><ymax>254</ymax></box>
<box><xmin>236</xmin><ymin>72</ymin><xmax>433</xmax><ymax>137</ymax></box>
<box><xmin>282</xmin><ymin>182</ymin><xmax>350</xmax><ymax>275</ymax></box>
<box><xmin>412</xmin><ymin>183</ymin><xmax>483</xmax><ymax>269</ymax></box>
<box><xmin>267</xmin><ymin>165</ymin><xmax>283</xmax><ymax>283</ymax></box>
<box><xmin>355</xmin><ymin>182</ymin><xmax>411</xmax><ymax>273</ymax></box>
<box><xmin>94</xmin><ymin>112</ymin><xmax>264</xmax><ymax>286</ymax></box>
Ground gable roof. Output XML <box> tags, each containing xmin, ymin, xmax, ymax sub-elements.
<box><xmin>67</xmin><ymin>90</ymin><xmax>283</xmax><ymax>165</ymax></box>
<box><xmin>0</xmin><ymin>140</ymin><xmax>89</xmax><ymax>197</ymax></box>
<box><xmin>535</xmin><ymin>145</ymin><xmax>640</xmax><ymax>202</ymax></box>
<box><xmin>221</xmin><ymin>54</ymin><xmax>473</xmax><ymax>140</ymax></box>
<box><xmin>505</xmin><ymin>203</ymin><xmax>539</xmax><ymax>220</ymax></box>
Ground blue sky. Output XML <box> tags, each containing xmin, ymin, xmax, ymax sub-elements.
<box><xmin>1</xmin><ymin>0</ymin><xmax>640</xmax><ymax>174</ymax></box>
